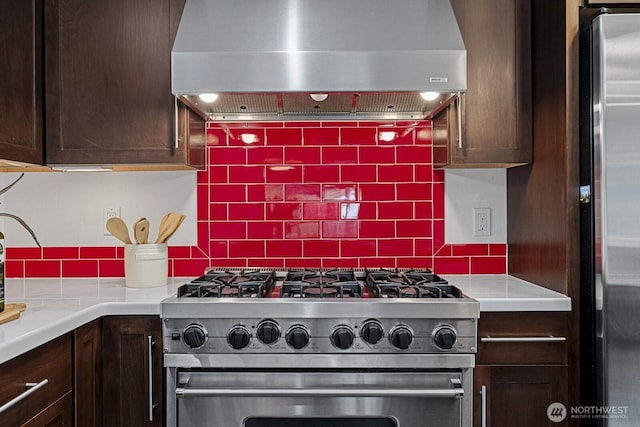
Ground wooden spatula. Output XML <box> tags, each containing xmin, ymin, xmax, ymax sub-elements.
<box><xmin>155</xmin><ymin>213</ymin><xmax>186</xmax><ymax>244</ymax></box>
<box><xmin>133</xmin><ymin>218</ymin><xmax>150</xmax><ymax>244</ymax></box>
<box><xmin>106</xmin><ymin>217</ymin><xmax>132</xmax><ymax>244</ymax></box>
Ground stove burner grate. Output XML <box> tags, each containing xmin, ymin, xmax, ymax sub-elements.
<box><xmin>280</xmin><ymin>281</ymin><xmax>363</xmax><ymax>298</ymax></box>
<box><xmin>365</xmin><ymin>268</ymin><xmax>453</xmax><ymax>298</ymax></box>
<box><xmin>177</xmin><ymin>269</ymin><xmax>275</xmax><ymax>298</ymax></box>
<box><xmin>284</xmin><ymin>269</ymin><xmax>356</xmax><ymax>283</ymax></box>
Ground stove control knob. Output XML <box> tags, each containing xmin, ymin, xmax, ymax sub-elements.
<box><xmin>331</xmin><ymin>326</ymin><xmax>355</xmax><ymax>350</ymax></box>
<box><xmin>286</xmin><ymin>325</ymin><xmax>310</xmax><ymax>350</ymax></box>
<box><xmin>433</xmin><ymin>326</ymin><xmax>457</xmax><ymax>350</ymax></box>
<box><xmin>389</xmin><ymin>325</ymin><xmax>413</xmax><ymax>350</ymax></box>
<box><xmin>256</xmin><ymin>320</ymin><xmax>280</xmax><ymax>344</ymax></box>
<box><xmin>182</xmin><ymin>324</ymin><xmax>208</xmax><ymax>349</ymax></box>
<box><xmin>360</xmin><ymin>320</ymin><xmax>384</xmax><ymax>345</ymax></box>
<box><xmin>227</xmin><ymin>325</ymin><xmax>251</xmax><ymax>350</ymax></box>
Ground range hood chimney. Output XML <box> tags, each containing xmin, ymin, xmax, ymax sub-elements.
<box><xmin>172</xmin><ymin>0</ymin><xmax>466</xmax><ymax>121</ymax></box>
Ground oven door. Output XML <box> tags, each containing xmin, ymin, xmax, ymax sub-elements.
<box><xmin>174</xmin><ymin>370</ymin><xmax>465</xmax><ymax>427</ymax></box>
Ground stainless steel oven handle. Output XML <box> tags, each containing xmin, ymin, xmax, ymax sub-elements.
<box><xmin>0</xmin><ymin>379</ymin><xmax>49</xmax><ymax>414</ymax></box>
<box><xmin>481</xmin><ymin>336</ymin><xmax>567</xmax><ymax>343</ymax></box>
<box><xmin>176</xmin><ymin>387</ymin><xmax>464</xmax><ymax>399</ymax></box>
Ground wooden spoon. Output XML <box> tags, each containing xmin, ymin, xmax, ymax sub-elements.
<box><xmin>106</xmin><ymin>217</ymin><xmax>132</xmax><ymax>244</ymax></box>
<box><xmin>155</xmin><ymin>213</ymin><xmax>186</xmax><ymax>243</ymax></box>
<box><xmin>133</xmin><ymin>218</ymin><xmax>150</xmax><ymax>244</ymax></box>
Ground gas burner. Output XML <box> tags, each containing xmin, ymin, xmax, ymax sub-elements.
<box><xmin>365</xmin><ymin>268</ymin><xmax>452</xmax><ymax>298</ymax></box>
<box><xmin>285</xmin><ymin>269</ymin><xmax>356</xmax><ymax>283</ymax></box>
<box><xmin>304</xmin><ymin>286</ymin><xmax>338</xmax><ymax>297</ymax></box>
<box><xmin>403</xmin><ymin>270</ymin><xmax>448</xmax><ymax>285</ymax></box>
<box><xmin>177</xmin><ymin>269</ymin><xmax>276</xmax><ymax>298</ymax></box>
<box><xmin>378</xmin><ymin>284</ymin><xmax>460</xmax><ymax>299</ymax></box>
<box><xmin>280</xmin><ymin>282</ymin><xmax>363</xmax><ymax>298</ymax></box>
<box><xmin>193</xmin><ymin>270</ymin><xmax>238</xmax><ymax>285</ymax></box>
<box><xmin>232</xmin><ymin>270</ymin><xmax>274</xmax><ymax>283</ymax></box>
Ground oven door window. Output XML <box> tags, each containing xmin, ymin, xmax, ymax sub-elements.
<box><xmin>245</xmin><ymin>418</ymin><xmax>395</xmax><ymax>427</ymax></box>
<box><xmin>175</xmin><ymin>371</ymin><xmax>464</xmax><ymax>427</ymax></box>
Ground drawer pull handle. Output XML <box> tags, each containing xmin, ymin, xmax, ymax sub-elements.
<box><xmin>481</xmin><ymin>336</ymin><xmax>567</xmax><ymax>343</ymax></box>
<box><xmin>457</xmin><ymin>93</ymin><xmax>464</xmax><ymax>149</ymax></box>
<box><xmin>0</xmin><ymin>379</ymin><xmax>49</xmax><ymax>414</ymax></box>
<box><xmin>148</xmin><ymin>335</ymin><xmax>154</xmax><ymax>422</ymax></box>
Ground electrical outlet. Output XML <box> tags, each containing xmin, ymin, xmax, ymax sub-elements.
<box><xmin>473</xmin><ymin>208</ymin><xmax>491</xmax><ymax>236</ymax></box>
<box><xmin>103</xmin><ymin>207</ymin><xmax>121</xmax><ymax>236</ymax></box>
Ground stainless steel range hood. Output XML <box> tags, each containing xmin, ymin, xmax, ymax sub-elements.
<box><xmin>172</xmin><ymin>0</ymin><xmax>466</xmax><ymax>121</ymax></box>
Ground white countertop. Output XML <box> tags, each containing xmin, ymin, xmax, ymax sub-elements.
<box><xmin>444</xmin><ymin>274</ymin><xmax>572</xmax><ymax>312</ymax></box>
<box><xmin>0</xmin><ymin>278</ymin><xmax>183</xmax><ymax>364</ymax></box>
<box><xmin>0</xmin><ymin>275</ymin><xmax>571</xmax><ymax>365</ymax></box>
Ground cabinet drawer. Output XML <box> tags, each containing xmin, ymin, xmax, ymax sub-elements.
<box><xmin>477</xmin><ymin>312</ymin><xmax>568</xmax><ymax>364</ymax></box>
<box><xmin>0</xmin><ymin>334</ymin><xmax>73</xmax><ymax>426</ymax></box>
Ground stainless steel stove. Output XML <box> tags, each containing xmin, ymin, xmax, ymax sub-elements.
<box><xmin>161</xmin><ymin>268</ymin><xmax>479</xmax><ymax>427</ymax></box>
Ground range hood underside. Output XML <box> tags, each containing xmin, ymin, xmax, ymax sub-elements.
<box><xmin>179</xmin><ymin>92</ymin><xmax>457</xmax><ymax>122</ymax></box>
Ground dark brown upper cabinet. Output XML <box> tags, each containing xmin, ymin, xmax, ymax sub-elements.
<box><xmin>435</xmin><ymin>0</ymin><xmax>532</xmax><ymax>168</ymax></box>
<box><xmin>0</xmin><ymin>0</ymin><xmax>45</xmax><ymax>166</ymax></box>
<box><xmin>0</xmin><ymin>0</ymin><xmax>204</xmax><ymax>169</ymax></box>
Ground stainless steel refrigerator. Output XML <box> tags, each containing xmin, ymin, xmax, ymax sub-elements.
<box><xmin>580</xmin><ymin>9</ymin><xmax>640</xmax><ymax>427</ymax></box>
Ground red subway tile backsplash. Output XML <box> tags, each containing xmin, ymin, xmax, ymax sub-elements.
<box><xmin>285</xmin><ymin>147</ymin><xmax>321</xmax><ymax>164</ymax></box>
<box><xmin>247</xmin><ymin>222</ymin><xmax>284</xmax><ymax>239</ymax></box>
<box><xmin>322</xmin><ymin>146</ymin><xmax>358</xmax><ymax>164</ymax></box>
<box><xmin>341</xmin><ymin>127</ymin><xmax>377</xmax><ymax>145</ymax></box>
<box><xmin>247</xmin><ymin>147</ymin><xmax>283</xmax><ymax>164</ymax></box>
<box><xmin>265</xmin><ymin>165</ymin><xmax>303</xmax><ymax>183</ymax></box>
<box><xmin>228</xmin><ymin>165</ymin><xmax>265</xmax><ymax>183</ymax></box>
<box><xmin>7</xmin><ymin>119</ymin><xmax>507</xmax><ymax>279</ymax></box>
<box><xmin>304</xmin><ymin>127</ymin><xmax>340</xmax><ymax>145</ymax></box>
<box><xmin>304</xmin><ymin>165</ymin><xmax>340</xmax><ymax>183</ymax></box>
<box><xmin>359</xmin><ymin>146</ymin><xmax>396</xmax><ymax>164</ymax></box>
<box><xmin>266</xmin><ymin>128</ymin><xmax>303</xmax><ymax>146</ymax></box>
<box><xmin>341</xmin><ymin>165</ymin><xmax>377</xmax><ymax>182</ymax></box>
<box><xmin>62</xmin><ymin>259</ymin><xmax>99</xmax><ymax>277</ymax></box>
<box><xmin>266</xmin><ymin>203</ymin><xmax>303</xmax><ymax>220</ymax></box>
<box><xmin>285</xmin><ymin>222</ymin><xmax>320</xmax><ymax>239</ymax></box>
<box><xmin>378</xmin><ymin>165</ymin><xmax>414</xmax><ymax>183</ymax></box>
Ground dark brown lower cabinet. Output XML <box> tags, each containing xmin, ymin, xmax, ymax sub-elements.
<box><xmin>102</xmin><ymin>316</ymin><xmax>163</xmax><ymax>427</ymax></box>
<box><xmin>75</xmin><ymin>319</ymin><xmax>103</xmax><ymax>427</ymax></box>
<box><xmin>0</xmin><ymin>335</ymin><xmax>73</xmax><ymax>426</ymax></box>
<box><xmin>474</xmin><ymin>365</ymin><xmax>568</xmax><ymax>427</ymax></box>
<box><xmin>22</xmin><ymin>392</ymin><xmax>74</xmax><ymax>427</ymax></box>
<box><xmin>475</xmin><ymin>312</ymin><xmax>570</xmax><ymax>426</ymax></box>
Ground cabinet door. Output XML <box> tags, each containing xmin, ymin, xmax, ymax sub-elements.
<box><xmin>22</xmin><ymin>392</ymin><xmax>74</xmax><ymax>427</ymax></box>
<box><xmin>0</xmin><ymin>0</ymin><xmax>44</xmax><ymax>165</ymax></box>
<box><xmin>44</xmin><ymin>0</ymin><xmax>187</xmax><ymax>165</ymax></box>
<box><xmin>432</xmin><ymin>101</ymin><xmax>459</xmax><ymax>169</ymax></box>
<box><xmin>0</xmin><ymin>335</ymin><xmax>72</xmax><ymax>426</ymax></box>
<box><xmin>102</xmin><ymin>316</ymin><xmax>163</xmax><ymax>427</ymax></box>
<box><xmin>448</xmin><ymin>0</ymin><xmax>532</xmax><ymax>166</ymax></box>
<box><xmin>75</xmin><ymin>319</ymin><xmax>102</xmax><ymax>427</ymax></box>
<box><xmin>475</xmin><ymin>365</ymin><xmax>569</xmax><ymax>427</ymax></box>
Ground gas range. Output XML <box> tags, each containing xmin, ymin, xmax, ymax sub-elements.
<box><xmin>161</xmin><ymin>268</ymin><xmax>479</xmax><ymax>355</ymax></box>
<box><xmin>161</xmin><ymin>268</ymin><xmax>479</xmax><ymax>427</ymax></box>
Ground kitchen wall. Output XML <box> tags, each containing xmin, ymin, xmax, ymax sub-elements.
<box><xmin>200</xmin><ymin>120</ymin><xmax>506</xmax><ymax>272</ymax></box>
<box><xmin>2</xmin><ymin>120</ymin><xmax>507</xmax><ymax>278</ymax></box>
